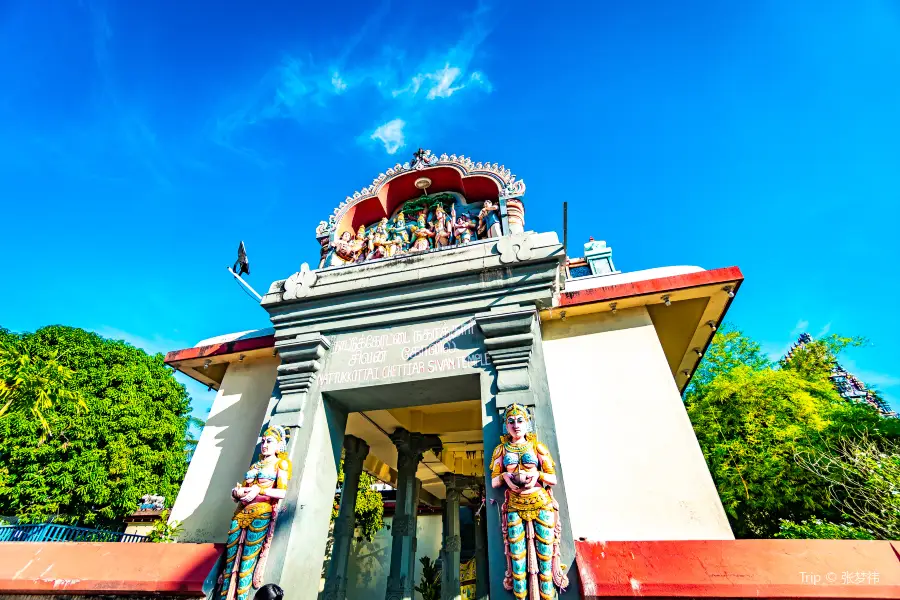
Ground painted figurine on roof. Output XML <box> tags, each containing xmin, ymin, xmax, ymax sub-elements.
<box><xmin>328</xmin><ymin>231</ymin><xmax>357</xmax><ymax>267</ymax></box>
<box><xmin>433</xmin><ymin>204</ymin><xmax>452</xmax><ymax>248</ymax></box>
<box><xmin>350</xmin><ymin>226</ymin><xmax>367</xmax><ymax>263</ymax></box>
<box><xmin>490</xmin><ymin>404</ymin><xmax>568</xmax><ymax>600</ymax></box>
<box><xmin>409</xmin><ymin>212</ymin><xmax>435</xmax><ymax>252</ymax></box>
<box><xmin>453</xmin><ymin>212</ymin><xmax>476</xmax><ymax>244</ymax></box>
<box><xmin>478</xmin><ymin>199</ymin><xmax>502</xmax><ymax>238</ymax></box>
<box><xmin>366</xmin><ymin>218</ymin><xmax>391</xmax><ymax>260</ymax></box>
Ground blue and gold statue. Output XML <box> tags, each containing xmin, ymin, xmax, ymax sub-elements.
<box><xmin>219</xmin><ymin>425</ymin><xmax>292</xmax><ymax>600</ymax></box>
<box><xmin>490</xmin><ymin>405</ymin><xmax>568</xmax><ymax>600</ymax></box>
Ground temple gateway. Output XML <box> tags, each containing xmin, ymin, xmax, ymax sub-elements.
<box><xmin>164</xmin><ymin>149</ymin><xmax>743</xmax><ymax>600</ymax></box>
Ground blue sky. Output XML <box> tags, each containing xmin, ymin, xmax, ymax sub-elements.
<box><xmin>1</xmin><ymin>0</ymin><xmax>899</xmax><ymax>418</ymax></box>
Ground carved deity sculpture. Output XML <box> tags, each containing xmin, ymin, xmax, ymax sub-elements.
<box><xmin>490</xmin><ymin>404</ymin><xmax>568</xmax><ymax>600</ymax></box>
<box><xmin>433</xmin><ymin>205</ymin><xmax>452</xmax><ymax>248</ymax></box>
<box><xmin>478</xmin><ymin>199</ymin><xmax>502</xmax><ymax>238</ymax></box>
<box><xmin>366</xmin><ymin>218</ymin><xmax>391</xmax><ymax>260</ymax></box>
<box><xmin>453</xmin><ymin>213</ymin><xmax>476</xmax><ymax>244</ymax></box>
<box><xmin>328</xmin><ymin>231</ymin><xmax>357</xmax><ymax>267</ymax></box>
<box><xmin>387</xmin><ymin>229</ymin><xmax>408</xmax><ymax>258</ymax></box>
<box><xmin>393</xmin><ymin>212</ymin><xmax>411</xmax><ymax>239</ymax></box>
<box><xmin>219</xmin><ymin>426</ymin><xmax>292</xmax><ymax>600</ymax></box>
<box><xmin>409</xmin><ymin>212</ymin><xmax>434</xmax><ymax>252</ymax></box>
<box><xmin>350</xmin><ymin>225</ymin><xmax>368</xmax><ymax>263</ymax></box>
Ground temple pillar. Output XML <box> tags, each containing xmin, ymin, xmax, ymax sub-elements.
<box><xmin>473</xmin><ymin>504</ymin><xmax>489</xmax><ymax>600</ymax></box>
<box><xmin>475</xmin><ymin>307</ymin><xmax>537</xmax><ymax>411</ymax></box>
<box><xmin>323</xmin><ymin>435</ymin><xmax>370</xmax><ymax>600</ymax></box>
<box><xmin>259</xmin><ymin>333</ymin><xmax>347</xmax><ymax>600</ymax></box>
<box><xmin>269</xmin><ymin>333</ymin><xmax>330</xmax><ymax>429</ymax></box>
<box><xmin>440</xmin><ymin>475</ymin><xmax>463</xmax><ymax>600</ymax></box>
<box><xmin>385</xmin><ymin>429</ymin><xmax>441</xmax><ymax>600</ymax></box>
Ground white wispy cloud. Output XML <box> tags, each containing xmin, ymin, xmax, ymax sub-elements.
<box><xmin>331</xmin><ymin>71</ymin><xmax>348</xmax><ymax>93</ymax></box>
<box><xmin>816</xmin><ymin>322</ymin><xmax>832</xmax><ymax>337</ymax></box>
<box><xmin>214</xmin><ymin>3</ymin><xmax>494</xmax><ymax>156</ymax></box>
<box><xmin>370</xmin><ymin>119</ymin><xmax>406</xmax><ymax>154</ymax></box>
<box><xmin>391</xmin><ymin>64</ymin><xmax>474</xmax><ymax>100</ymax></box>
<box><xmin>790</xmin><ymin>319</ymin><xmax>810</xmax><ymax>337</ymax></box>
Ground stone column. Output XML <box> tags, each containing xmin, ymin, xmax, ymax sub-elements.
<box><xmin>475</xmin><ymin>307</ymin><xmax>537</xmax><ymax>411</ymax></box>
<box><xmin>270</xmin><ymin>332</ymin><xmax>331</xmax><ymax>428</ymax></box>
<box><xmin>385</xmin><ymin>429</ymin><xmax>441</xmax><ymax>600</ymax></box>
<box><xmin>323</xmin><ymin>435</ymin><xmax>370</xmax><ymax>600</ymax></box>
<box><xmin>473</xmin><ymin>504</ymin><xmax>489</xmax><ymax>600</ymax></box>
<box><xmin>261</xmin><ymin>332</ymin><xmax>348</xmax><ymax>600</ymax></box>
<box><xmin>440</xmin><ymin>475</ymin><xmax>464</xmax><ymax>600</ymax></box>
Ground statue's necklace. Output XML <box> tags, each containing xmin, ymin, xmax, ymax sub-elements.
<box><xmin>504</xmin><ymin>439</ymin><xmax>531</xmax><ymax>454</ymax></box>
<box><xmin>255</xmin><ymin>455</ymin><xmax>277</xmax><ymax>468</ymax></box>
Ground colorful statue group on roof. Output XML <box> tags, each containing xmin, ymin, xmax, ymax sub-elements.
<box><xmin>323</xmin><ymin>194</ymin><xmax>525</xmax><ymax>268</ymax></box>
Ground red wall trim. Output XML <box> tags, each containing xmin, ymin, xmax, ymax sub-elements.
<box><xmin>576</xmin><ymin>540</ymin><xmax>900</xmax><ymax>599</ymax></box>
<box><xmin>559</xmin><ymin>266</ymin><xmax>744</xmax><ymax>308</ymax></box>
<box><xmin>0</xmin><ymin>542</ymin><xmax>223</xmax><ymax>596</ymax></box>
<box><xmin>164</xmin><ymin>334</ymin><xmax>275</xmax><ymax>364</ymax></box>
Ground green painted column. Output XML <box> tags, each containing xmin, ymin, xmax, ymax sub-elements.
<box><xmin>385</xmin><ymin>429</ymin><xmax>441</xmax><ymax>600</ymax></box>
<box><xmin>323</xmin><ymin>435</ymin><xmax>369</xmax><ymax>600</ymax></box>
<box><xmin>440</xmin><ymin>475</ymin><xmax>463</xmax><ymax>600</ymax></box>
<box><xmin>474</xmin><ymin>504</ymin><xmax>490</xmax><ymax>600</ymax></box>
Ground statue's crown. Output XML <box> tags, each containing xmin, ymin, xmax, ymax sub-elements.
<box><xmin>504</xmin><ymin>403</ymin><xmax>530</xmax><ymax>421</ymax></box>
<box><xmin>263</xmin><ymin>424</ymin><xmax>288</xmax><ymax>442</ymax></box>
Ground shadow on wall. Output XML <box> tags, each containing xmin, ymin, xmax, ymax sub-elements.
<box><xmin>176</xmin><ymin>360</ymin><xmax>280</xmax><ymax>543</ymax></box>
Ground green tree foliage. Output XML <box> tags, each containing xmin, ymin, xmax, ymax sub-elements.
<box><xmin>794</xmin><ymin>434</ymin><xmax>900</xmax><ymax>539</ymax></box>
<box><xmin>685</xmin><ymin>325</ymin><xmax>900</xmax><ymax>538</ymax></box>
<box><xmin>185</xmin><ymin>416</ymin><xmax>206</xmax><ymax>463</ymax></box>
<box><xmin>685</xmin><ymin>324</ymin><xmax>771</xmax><ymax>401</ymax></box>
<box><xmin>331</xmin><ymin>458</ymin><xmax>385</xmax><ymax>541</ymax></box>
<box><xmin>687</xmin><ymin>365</ymin><xmax>837</xmax><ymax>537</ymax></box>
<box><xmin>414</xmin><ymin>555</ymin><xmax>441</xmax><ymax>600</ymax></box>
<box><xmin>774</xmin><ymin>518</ymin><xmax>875</xmax><ymax>540</ymax></box>
<box><xmin>0</xmin><ymin>330</ymin><xmax>86</xmax><ymax>433</ymax></box>
<box><xmin>779</xmin><ymin>334</ymin><xmax>865</xmax><ymax>381</ymax></box>
<box><xmin>146</xmin><ymin>509</ymin><xmax>184</xmax><ymax>543</ymax></box>
<box><xmin>0</xmin><ymin>326</ymin><xmax>192</xmax><ymax>527</ymax></box>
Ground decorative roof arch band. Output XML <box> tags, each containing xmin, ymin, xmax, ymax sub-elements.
<box><xmin>315</xmin><ymin>149</ymin><xmax>527</xmax><ymax>239</ymax></box>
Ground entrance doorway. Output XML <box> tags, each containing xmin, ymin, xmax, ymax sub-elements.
<box><xmin>323</xmin><ymin>373</ymin><xmax>489</xmax><ymax>600</ymax></box>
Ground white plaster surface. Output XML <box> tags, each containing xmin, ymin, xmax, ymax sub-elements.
<box><xmin>337</xmin><ymin>514</ymin><xmax>442</xmax><ymax>600</ymax></box>
<box><xmin>277</xmin><ymin>395</ymin><xmax>346</xmax><ymax>599</ymax></box>
<box><xmin>168</xmin><ymin>357</ymin><xmax>279</xmax><ymax>542</ymax></box>
<box><xmin>541</xmin><ymin>307</ymin><xmax>734</xmax><ymax>541</ymax></box>
<box><xmin>563</xmin><ymin>265</ymin><xmax>704</xmax><ymax>293</ymax></box>
<box><xmin>194</xmin><ymin>327</ymin><xmax>275</xmax><ymax>347</ymax></box>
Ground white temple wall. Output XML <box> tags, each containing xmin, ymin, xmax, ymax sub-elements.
<box><xmin>540</xmin><ymin>307</ymin><xmax>734</xmax><ymax>541</ymax></box>
<box><xmin>169</xmin><ymin>357</ymin><xmax>279</xmax><ymax>542</ymax></box>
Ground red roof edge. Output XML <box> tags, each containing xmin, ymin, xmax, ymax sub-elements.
<box><xmin>164</xmin><ymin>334</ymin><xmax>276</xmax><ymax>364</ymax></box>
<box><xmin>559</xmin><ymin>266</ymin><xmax>744</xmax><ymax>308</ymax></box>
<box><xmin>0</xmin><ymin>542</ymin><xmax>224</xmax><ymax>596</ymax></box>
<box><xmin>576</xmin><ymin>539</ymin><xmax>900</xmax><ymax>599</ymax></box>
